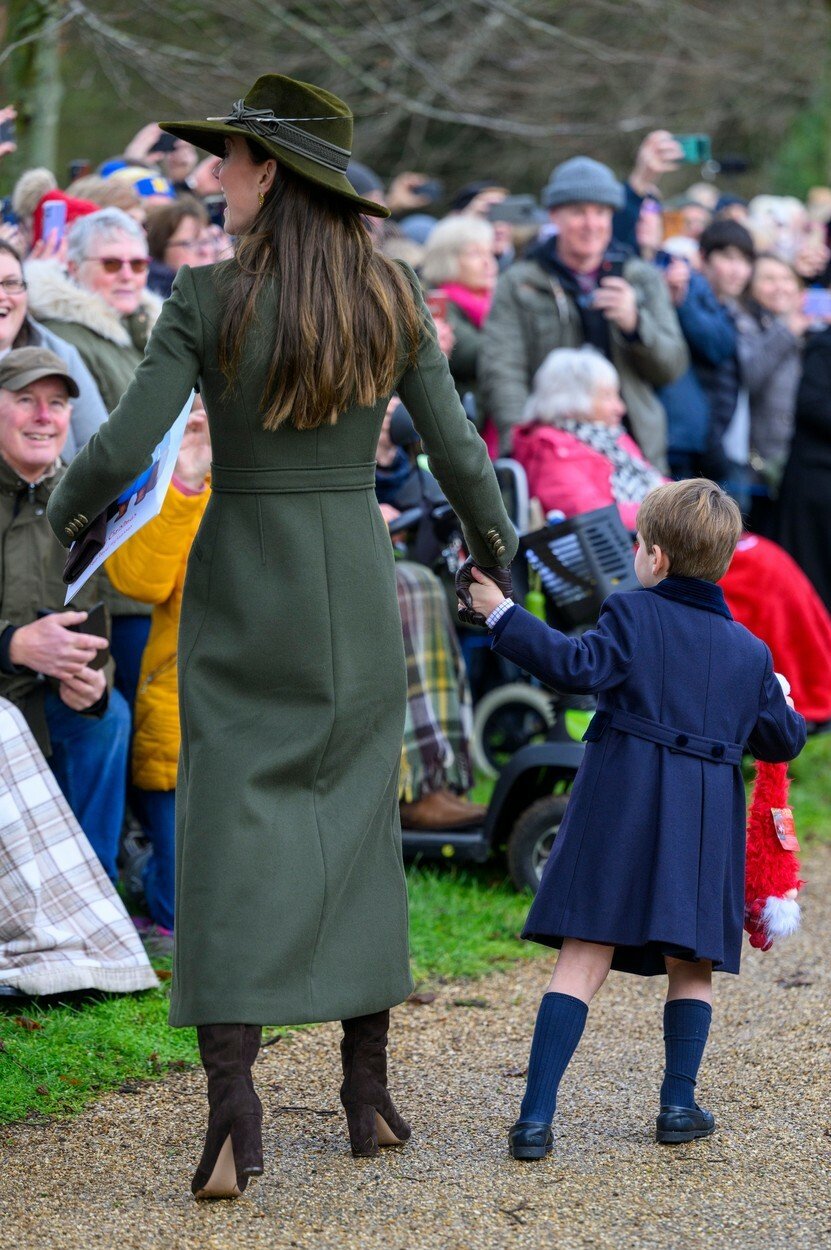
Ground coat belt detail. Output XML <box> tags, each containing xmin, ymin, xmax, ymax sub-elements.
<box><xmin>583</xmin><ymin>708</ymin><xmax>743</xmax><ymax>765</ymax></box>
<box><xmin>210</xmin><ymin>462</ymin><xmax>376</xmax><ymax>494</ymax></box>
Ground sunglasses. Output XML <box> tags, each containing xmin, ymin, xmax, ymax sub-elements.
<box><xmin>85</xmin><ymin>257</ymin><xmax>150</xmax><ymax>274</ymax></box>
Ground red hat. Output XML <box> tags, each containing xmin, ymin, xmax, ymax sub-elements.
<box><xmin>32</xmin><ymin>190</ymin><xmax>100</xmax><ymax>244</ymax></box>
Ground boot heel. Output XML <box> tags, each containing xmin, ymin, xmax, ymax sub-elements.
<box><xmin>344</xmin><ymin>1104</ymin><xmax>379</xmax><ymax>1157</ymax></box>
<box><xmin>230</xmin><ymin>1111</ymin><xmax>264</xmax><ymax>1177</ymax></box>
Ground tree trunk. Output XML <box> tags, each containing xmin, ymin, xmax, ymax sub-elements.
<box><xmin>2</xmin><ymin>1</ymin><xmax>65</xmax><ymax>179</ymax></box>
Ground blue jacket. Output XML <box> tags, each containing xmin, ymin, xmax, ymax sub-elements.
<box><xmin>658</xmin><ymin>271</ymin><xmax>737</xmax><ymax>457</ymax></box>
<box><xmin>491</xmin><ymin>578</ymin><xmax>805</xmax><ymax>975</ymax></box>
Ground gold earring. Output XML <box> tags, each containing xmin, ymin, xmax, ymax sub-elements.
<box><xmin>258</xmin><ymin>191</ymin><xmax>265</xmax><ymax>207</ymax></box>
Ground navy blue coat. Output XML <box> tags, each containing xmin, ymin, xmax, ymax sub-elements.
<box><xmin>491</xmin><ymin>578</ymin><xmax>806</xmax><ymax>975</ymax></box>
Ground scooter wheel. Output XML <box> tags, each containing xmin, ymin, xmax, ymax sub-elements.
<box><xmin>471</xmin><ymin>683</ymin><xmax>555</xmax><ymax>779</ymax></box>
<box><xmin>507</xmin><ymin>794</ymin><xmax>570</xmax><ymax>893</ymax></box>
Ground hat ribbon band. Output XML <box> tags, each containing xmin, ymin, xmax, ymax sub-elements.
<box><xmin>207</xmin><ymin>101</ymin><xmax>351</xmax><ymax>173</ymax></box>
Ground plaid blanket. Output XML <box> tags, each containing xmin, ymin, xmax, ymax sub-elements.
<box><xmin>396</xmin><ymin>562</ymin><xmax>474</xmax><ymax>803</ymax></box>
<box><xmin>0</xmin><ymin>699</ymin><xmax>158</xmax><ymax>996</ymax></box>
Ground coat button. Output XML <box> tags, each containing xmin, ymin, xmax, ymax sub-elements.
<box><xmin>64</xmin><ymin>526</ymin><xmax>73</xmax><ymax>537</ymax></box>
<box><xmin>675</xmin><ymin>734</ymin><xmax>689</xmax><ymax>747</ymax></box>
<box><xmin>711</xmin><ymin>744</ymin><xmax>725</xmax><ymax>758</ymax></box>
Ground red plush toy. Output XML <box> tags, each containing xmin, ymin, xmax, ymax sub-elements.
<box><xmin>744</xmin><ymin>758</ymin><xmax>803</xmax><ymax>951</ymax></box>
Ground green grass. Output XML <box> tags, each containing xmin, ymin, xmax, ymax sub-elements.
<box><xmin>2</xmin><ymin>735</ymin><xmax>828</xmax><ymax>1128</ymax></box>
<box><xmin>0</xmin><ymin>865</ymin><xmax>535</xmax><ymax>1126</ymax></box>
<box><xmin>786</xmin><ymin>732</ymin><xmax>831</xmax><ymax>843</ymax></box>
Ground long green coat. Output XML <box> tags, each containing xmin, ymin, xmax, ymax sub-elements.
<box><xmin>48</xmin><ymin>260</ymin><xmax>517</xmax><ymax>1028</ymax></box>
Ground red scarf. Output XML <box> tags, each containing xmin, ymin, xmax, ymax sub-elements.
<box><xmin>440</xmin><ymin>283</ymin><xmax>493</xmax><ymax>329</ymax></box>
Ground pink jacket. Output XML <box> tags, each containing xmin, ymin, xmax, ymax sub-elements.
<box><xmin>512</xmin><ymin>423</ymin><xmax>656</xmax><ymax>531</ymax></box>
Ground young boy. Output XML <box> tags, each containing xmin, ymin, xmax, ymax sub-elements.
<box><xmin>464</xmin><ymin>479</ymin><xmax>805</xmax><ymax>1157</ymax></box>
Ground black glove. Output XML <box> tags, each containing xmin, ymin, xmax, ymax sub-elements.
<box><xmin>62</xmin><ymin>512</ymin><xmax>107</xmax><ymax>585</ymax></box>
<box><xmin>455</xmin><ymin>556</ymin><xmax>513</xmax><ymax>628</ymax></box>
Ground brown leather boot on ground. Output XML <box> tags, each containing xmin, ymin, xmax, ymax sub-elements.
<box><xmin>399</xmin><ymin>788</ymin><xmax>487</xmax><ymax>830</ymax></box>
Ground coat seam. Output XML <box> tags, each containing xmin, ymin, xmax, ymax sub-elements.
<box><xmin>306</xmin><ymin>492</ymin><xmax>337</xmax><ymax>1021</ymax></box>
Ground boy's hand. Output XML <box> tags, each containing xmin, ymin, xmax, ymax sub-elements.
<box><xmin>466</xmin><ymin>566</ymin><xmax>507</xmax><ymax>619</ymax></box>
<box><xmin>455</xmin><ymin>558</ymin><xmax>512</xmax><ymax>626</ymax></box>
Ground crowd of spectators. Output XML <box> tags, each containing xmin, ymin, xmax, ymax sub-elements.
<box><xmin>3</xmin><ymin>111</ymin><xmax>831</xmax><ymax>991</ymax></box>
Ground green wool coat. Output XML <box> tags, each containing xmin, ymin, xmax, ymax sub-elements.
<box><xmin>48</xmin><ymin>260</ymin><xmax>517</xmax><ymax>1028</ymax></box>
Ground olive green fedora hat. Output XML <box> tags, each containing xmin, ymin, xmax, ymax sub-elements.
<box><xmin>160</xmin><ymin>74</ymin><xmax>389</xmax><ymax>218</ymax></box>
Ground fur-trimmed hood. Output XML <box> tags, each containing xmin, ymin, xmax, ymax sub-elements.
<box><xmin>24</xmin><ymin>259</ymin><xmax>162</xmax><ymax>349</ymax></box>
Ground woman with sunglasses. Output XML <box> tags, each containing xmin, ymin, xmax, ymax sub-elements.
<box><xmin>27</xmin><ymin>207</ymin><xmax>159</xmax><ymax>718</ymax></box>
<box><xmin>48</xmin><ymin>74</ymin><xmax>516</xmax><ymax>1200</ymax></box>
<box><xmin>26</xmin><ymin>207</ymin><xmax>158</xmax><ymax>411</ymax></box>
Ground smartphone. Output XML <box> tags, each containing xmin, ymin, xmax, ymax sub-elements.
<box><xmin>148</xmin><ymin>132</ymin><xmax>179</xmax><ymax>154</ymax></box>
<box><xmin>425</xmin><ymin>289</ymin><xmax>449</xmax><ymax>321</ymax></box>
<box><xmin>201</xmin><ymin>194</ymin><xmax>227</xmax><ymax>229</ymax></box>
<box><xmin>673</xmin><ymin>134</ymin><xmax>712</xmax><ymax>164</ymax></box>
<box><xmin>599</xmin><ymin>253</ymin><xmax>626</xmax><ymax>282</ymax></box>
<box><xmin>412</xmin><ymin>178</ymin><xmax>443</xmax><ymax>202</ymax></box>
<box><xmin>41</xmin><ymin>198</ymin><xmax>68</xmax><ymax>243</ymax></box>
<box><xmin>38</xmin><ymin>602</ymin><xmax>110</xmax><ymax>670</ymax></box>
<box><xmin>803</xmin><ymin>287</ymin><xmax>831</xmax><ymax>320</ymax></box>
<box><xmin>0</xmin><ymin>118</ymin><xmax>16</xmax><ymax>145</ymax></box>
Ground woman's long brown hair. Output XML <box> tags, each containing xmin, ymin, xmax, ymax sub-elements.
<box><xmin>219</xmin><ymin>145</ymin><xmax>422</xmax><ymax>431</ymax></box>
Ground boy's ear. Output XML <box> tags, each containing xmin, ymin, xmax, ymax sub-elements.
<box><xmin>651</xmin><ymin>543</ymin><xmax>671</xmax><ymax>576</ymax></box>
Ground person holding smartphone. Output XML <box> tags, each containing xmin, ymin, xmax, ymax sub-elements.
<box><xmin>480</xmin><ymin>154</ymin><xmax>687</xmax><ymax>466</ymax></box>
<box><xmin>0</xmin><ymin>348</ymin><xmax>129</xmax><ymax>883</ymax></box>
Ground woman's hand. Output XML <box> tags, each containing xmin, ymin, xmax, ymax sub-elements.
<box><xmin>28</xmin><ymin>233</ymin><xmax>68</xmax><ymax>264</ymax></box>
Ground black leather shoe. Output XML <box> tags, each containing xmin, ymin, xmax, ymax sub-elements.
<box><xmin>656</xmin><ymin>1104</ymin><xmax>715</xmax><ymax>1144</ymax></box>
<box><xmin>508</xmin><ymin>1120</ymin><xmax>553</xmax><ymax>1160</ymax></box>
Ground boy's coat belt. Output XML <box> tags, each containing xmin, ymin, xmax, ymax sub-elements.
<box><xmin>584</xmin><ymin>708</ymin><xmax>743</xmax><ymax>765</ymax></box>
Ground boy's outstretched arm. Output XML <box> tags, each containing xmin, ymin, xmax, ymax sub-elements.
<box><xmin>747</xmin><ymin>662</ymin><xmax>807</xmax><ymax>763</ymax></box>
<box><xmin>485</xmin><ymin>591</ymin><xmax>639</xmax><ymax>694</ymax></box>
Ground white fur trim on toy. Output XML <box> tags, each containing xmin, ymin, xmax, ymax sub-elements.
<box><xmin>774</xmin><ymin>672</ymin><xmax>791</xmax><ymax>698</ymax></box>
<box><xmin>762</xmin><ymin>895</ymin><xmax>801</xmax><ymax>939</ymax></box>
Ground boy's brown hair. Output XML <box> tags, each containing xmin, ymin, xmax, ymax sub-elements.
<box><xmin>637</xmin><ymin>478</ymin><xmax>742</xmax><ymax>582</ymax></box>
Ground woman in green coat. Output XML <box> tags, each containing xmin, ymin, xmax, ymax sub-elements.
<box><xmin>48</xmin><ymin>74</ymin><xmax>517</xmax><ymax>1200</ymax></box>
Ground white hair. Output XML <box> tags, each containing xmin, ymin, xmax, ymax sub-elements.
<box><xmin>524</xmin><ymin>347</ymin><xmax>619</xmax><ymax>425</ymax></box>
<box><xmin>66</xmin><ymin>207</ymin><xmax>146</xmax><ymax>266</ymax></box>
<box><xmin>420</xmin><ymin>216</ymin><xmax>494</xmax><ymax>286</ymax></box>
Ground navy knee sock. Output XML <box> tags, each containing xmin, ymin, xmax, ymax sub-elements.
<box><xmin>518</xmin><ymin>992</ymin><xmax>588</xmax><ymax>1125</ymax></box>
<box><xmin>660</xmin><ymin>998</ymin><xmax>712</xmax><ymax>1109</ymax></box>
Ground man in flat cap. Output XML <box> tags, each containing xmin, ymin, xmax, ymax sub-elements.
<box><xmin>0</xmin><ymin>347</ymin><xmax>129</xmax><ymax>882</ymax></box>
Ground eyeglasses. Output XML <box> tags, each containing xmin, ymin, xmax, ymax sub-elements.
<box><xmin>166</xmin><ymin>237</ymin><xmax>212</xmax><ymax>251</ymax></box>
<box><xmin>0</xmin><ymin>278</ymin><xmax>27</xmax><ymax>294</ymax></box>
<box><xmin>84</xmin><ymin>257</ymin><xmax>150</xmax><ymax>274</ymax></box>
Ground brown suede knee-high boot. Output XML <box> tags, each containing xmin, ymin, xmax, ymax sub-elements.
<box><xmin>191</xmin><ymin>1024</ymin><xmax>264</xmax><ymax>1198</ymax></box>
<box><xmin>340</xmin><ymin>1009</ymin><xmax>411</xmax><ymax>1157</ymax></box>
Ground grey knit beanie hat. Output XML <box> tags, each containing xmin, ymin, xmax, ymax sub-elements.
<box><xmin>542</xmin><ymin>156</ymin><xmax>624</xmax><ymax>210</ymax></box>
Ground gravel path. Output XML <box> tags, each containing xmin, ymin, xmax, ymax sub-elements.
<box><xmin>2</xmin><ymin>848</ymin><xmax>830</xmax><ymax>1250</ymax></box>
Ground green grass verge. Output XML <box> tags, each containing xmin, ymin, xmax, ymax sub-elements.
<box><xmin>2</xmin><ymin>734</ymin><xmax>828</xmax><ymax>1127</ymax></box>
<box><xmin>0</xmin><ymin>865</ymin><xmax>534</xmax><ymax>1126</ymax></box>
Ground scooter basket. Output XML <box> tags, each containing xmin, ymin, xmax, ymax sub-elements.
<box><xmin>521</xmin><ymin>506</ymin><xmax>639</xmax><ymax>629</ymax></box>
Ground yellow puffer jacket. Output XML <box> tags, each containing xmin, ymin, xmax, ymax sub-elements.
<box><xmin>106</xmin><ymin>482</ymin><xmax>209</xmax><ymax>791</ymax></box>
